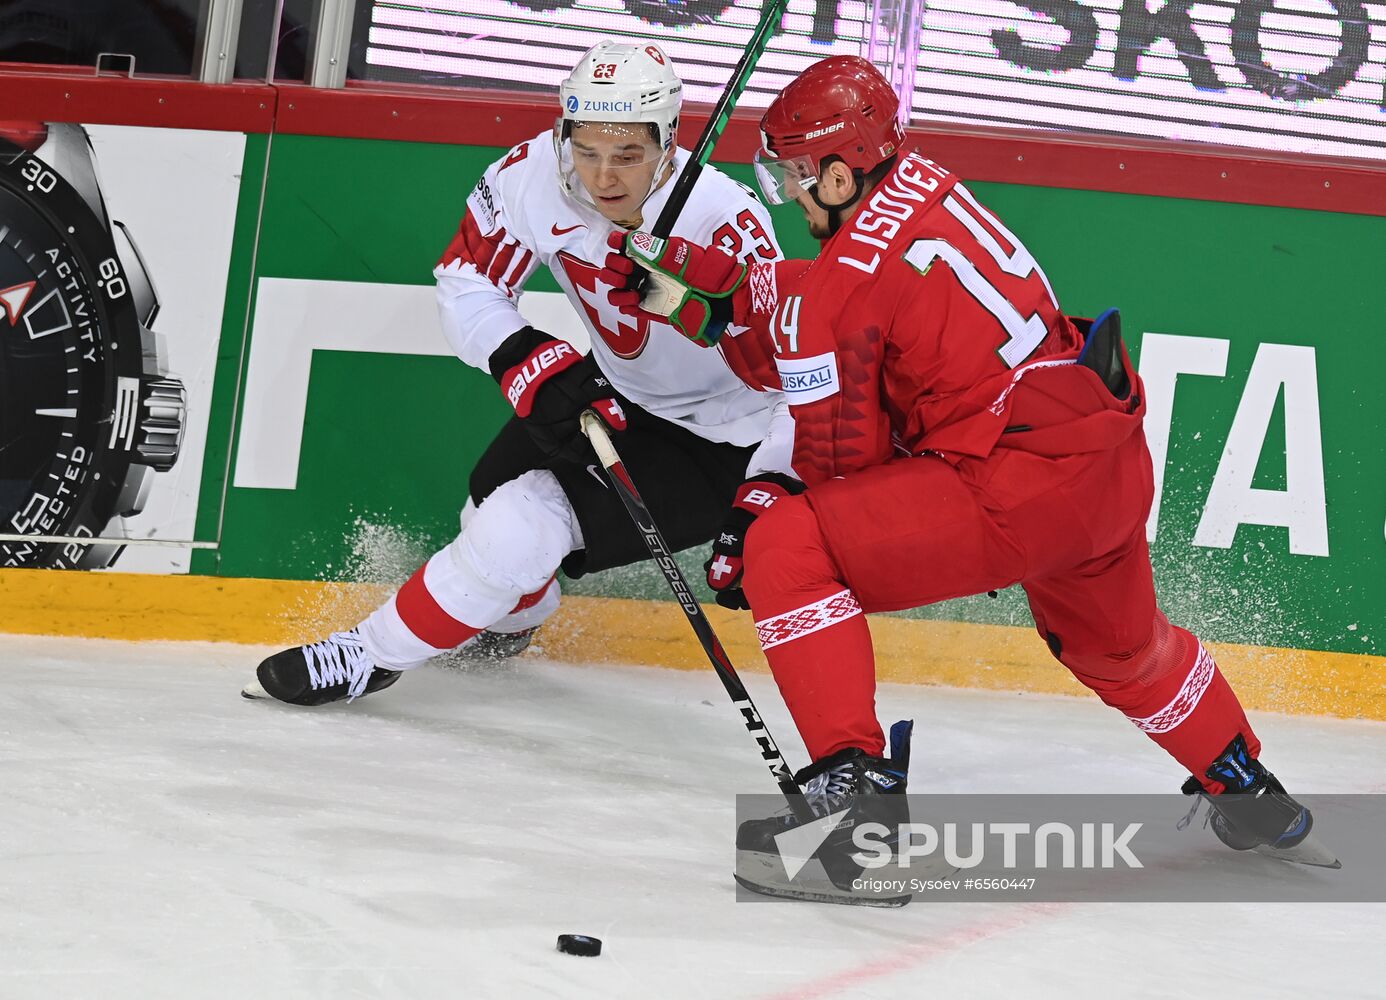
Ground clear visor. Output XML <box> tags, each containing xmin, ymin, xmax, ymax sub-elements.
<box><xmin>753</xmin><ymin>149</ymin><xmax>818</xmax><ymax>205</ymax></box>
<box><xmin>556</xmin><ymin>118</ymin><xmax>663</xmax><ymax>175</ymax></box>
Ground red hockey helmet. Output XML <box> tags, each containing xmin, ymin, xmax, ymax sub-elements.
<box><xmin>755</xmin><ymin>56</ymin><xmax>905</xmax><ymax>205</ymax></box>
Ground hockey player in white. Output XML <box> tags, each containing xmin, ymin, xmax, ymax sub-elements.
<box><xmin>245</xmin><ymin>41</ymin><xmax>791</xmax><ymax>705</ymax></box>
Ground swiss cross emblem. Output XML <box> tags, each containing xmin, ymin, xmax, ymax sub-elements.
<box><xmin>595</xmin><ymin>398</ymin><xmax>627</xmax><ymax>430</ymax></box>
<box><xmin>557</xmin><ymin>251</ymin><xmax>652</xmax><ymax>359</ymax></box>
<box><xmin>645</xmin><ymin>46</ymin><xmax>665</xmax><ymax>65</ymax></box>
<box><xmin>709</xmin><ymin>555</ymin><xmax>735</xmax><ymax>582</ymax></box>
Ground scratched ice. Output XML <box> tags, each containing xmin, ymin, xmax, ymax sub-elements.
<box><xmin>2</xmin><ymin>634</ymin><xmax>1382</xmax><ymax>999</ymax></box>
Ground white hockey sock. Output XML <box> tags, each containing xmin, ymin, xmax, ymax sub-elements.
<box><xmin>358</xmin><ymin>470</ymin><xmax>583</xmax><ymax>669</ymax></box>
<box><xmin>485</xmin><ymin>576</ymin><xmax>562</xmax><ymax>635</ymax></box>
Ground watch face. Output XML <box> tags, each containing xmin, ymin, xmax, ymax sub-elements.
<box><xmin>0</xmin><ymin>134</ymin><xmax>143</xmax><ymax>568</ymax></box>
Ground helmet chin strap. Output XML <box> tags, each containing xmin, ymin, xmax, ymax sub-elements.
<box><xmin>810</xmin><ymin>167</ymin><xmax>865</xmax><ymax>238</ymax></box>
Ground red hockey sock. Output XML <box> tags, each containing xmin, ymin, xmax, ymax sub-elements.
<box><xmin>744</xmin><ymin>498</ymin><xmax>884</xmax><ymax>761</ymax></box>
<box><xmin>1128</xmin><ymin>642</ymin><xmax>1259</xmax><ymax>791</ymax></box>
<box><xmin>1066</xmin><ymin>617</ymin><xmax>1258</xmax><ymax>789</ymax></box>
<box><xmin>754</xmin><ymin>591</ymin><xmax>883</xmax><ymax>760</ymax></box>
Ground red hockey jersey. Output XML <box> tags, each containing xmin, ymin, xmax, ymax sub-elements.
<box><xmin>725</xmin><ymin>153</ymin><xmax>1135</xmax><ymax>487</ymax></box>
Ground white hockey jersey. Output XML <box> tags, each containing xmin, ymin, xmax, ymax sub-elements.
<box><xmin>434</xmin><ymin>131</ymin><xmax>789</xmax><ymax>467</ymax></box>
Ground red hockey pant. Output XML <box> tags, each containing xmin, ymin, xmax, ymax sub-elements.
<box><xmin>741</xmin><ymin>432</ymin><xmax>1256</xmax><ymax>788</ymax></box>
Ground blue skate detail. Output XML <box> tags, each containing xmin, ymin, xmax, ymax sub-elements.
<box><xmin>889</xmin><ymin>719</ymin><xmax>914</xmax><ymax>773</ymax></box>
<box><xmin>865</xmin><ymin>769</ymin><xmax>903</xmax><ymax>790</ymax></box>
<box><xmin>1275</xmin><ymin>809</ymin><xmax>1310</xmax><ymax>846</ymax></box>
<box><xmin>1207</xmin><ymin>734</ymin><xmax>1257</xmax><ymax>790</ymax></box>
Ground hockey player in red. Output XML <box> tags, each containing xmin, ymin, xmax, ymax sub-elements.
<box><xmin>603</xmin><ymin>56</ymin><xmax>1333</xmax><ymax>896</ymax></box>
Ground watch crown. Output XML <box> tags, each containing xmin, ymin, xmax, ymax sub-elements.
<box><xmin>137</xmin><ymin>376</ymin><xmax>187</xmax><ymax>471</ymax></box>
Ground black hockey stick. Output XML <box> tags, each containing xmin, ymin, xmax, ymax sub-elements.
<box><xmin>648</xmin><ymin>0</ymin><xmax>789</xmax><ymax>240</ymax></box>
<box><xmin>580</xmin><ymin>410</ymin><xmax>813</xmax><ymax>822</ymax></box>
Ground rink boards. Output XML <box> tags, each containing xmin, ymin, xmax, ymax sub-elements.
<box><xmin>3</xmin><ymin>81</ymin><xmax>1382</xmax><ymax>714</ymax></box>
<box><xmin>1</xmin><ymin>568</ymin><xmax>1380</xmax><ymax>722</ymax></box>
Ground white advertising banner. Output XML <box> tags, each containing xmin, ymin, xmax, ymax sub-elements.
<box><xmin>359</xmin><ymin>0</ymin><xmax>1386</xmax><ymax>160</ymax></box>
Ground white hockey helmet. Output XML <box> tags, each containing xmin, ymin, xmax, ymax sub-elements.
<box><xmin>554</xmin><ymin>41</ymin><xmax>683</xmax><ymax>212</ymax></box>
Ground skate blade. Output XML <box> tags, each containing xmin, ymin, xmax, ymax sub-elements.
<box><xmin>1253</xmin><ymin>830</ymin><xmax>1341</xmax><ymax>869</ymax></box>
<box><xmin>735</xmin><ymin>850</ymin><xmax>913</xmax><ymax>908</ymax></box>
<box><xmin>240</xmin><ymin>678</ymin><xmax>270</xmax><ymax>700</ymax></box>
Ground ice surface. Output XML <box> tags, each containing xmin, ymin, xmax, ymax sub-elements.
<box><xmin>2</xmin><ymin>634</ymin><xmax>1383</xmax><ymax>999</ymax></box>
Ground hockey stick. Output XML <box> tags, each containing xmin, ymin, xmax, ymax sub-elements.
<box><xmin>648</xmin><ymin>0</ymin><xmax>790</xmax><ymax>239</ymax></box>
<box><xmin>580</xmin><ymin>410</ymin><xmax>813</xmax><ymax>823</ymax></box>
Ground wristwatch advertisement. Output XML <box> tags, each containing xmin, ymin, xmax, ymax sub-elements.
<box><xmin>1</xmin><ymin>121</ymin><xmax>241</xmax><ymax>571</ymax></box>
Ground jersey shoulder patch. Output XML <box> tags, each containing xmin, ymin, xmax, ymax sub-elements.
<box><xmin>468</xmin><ymin>131</ymin><xmax>554</xmax><ymax>239</ymax></box>
<box><xmin>467</xmin><ymin>174</ymin><xmax>502</xmax><ymax>236</ymax></box>
<box><xmin>774</xmin><ymin>351</ymin><xmax>840</xmax><ymax>405</ymax></box>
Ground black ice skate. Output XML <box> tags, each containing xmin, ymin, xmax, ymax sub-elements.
<box><xmin>735</xmin><ymin>720</ymin><xmax>919</xmax><ymax>907</ymax></box>
<box><xmin>451</xmin><ymin>625</ymin><xmax>538</xmax><ymax>663</ymax></box>
<box><xmin>1180</xmin><ymin>734</ymin><xmax>1340</xmax><ymax>869</ymax></box>
<box><xmin>241</xmin><ymin>629</ymin><xmax>401</xmax><ymax>706</ymax></box>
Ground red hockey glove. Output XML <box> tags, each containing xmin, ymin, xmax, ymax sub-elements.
<box><xmin>600</xmin><ymin>230</ymin><xmax>745</xmax><ymax>347</ymax></box>
<box><xmin>489</xmin><ymin>326</ymin><xmax>623</xmax><ymax>459</ymax></box>
<box><xmin>705</xmin><ymin>473</ymin><xmax>805</xmax><ymax>611</ymax></box>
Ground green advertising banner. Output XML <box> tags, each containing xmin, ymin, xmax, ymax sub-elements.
<box><xmin>198</xmin><ymin>133</ymin><xmax>1384</xmax><ymax>660</ymax></box>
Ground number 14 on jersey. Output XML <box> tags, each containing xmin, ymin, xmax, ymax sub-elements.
<box><xmin>904</xmin><ymin>186</ymin><xmax>1060</xmax><ymax>369</ymax></box>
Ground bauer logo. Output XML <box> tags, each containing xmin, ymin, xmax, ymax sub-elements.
<box><xmin>805</xmin><ymin>121</ymin><xmax>846</xmax><ymax>141</ymax></box>
<box><xmin>776</xmin><ymin>352</ymin><xmax>840</xmax><ymax>405</ymax></box>
<box><xmin>506</xmin><ymin>342</ymin><xmax>577</xmax><ymax>413</ymax></box>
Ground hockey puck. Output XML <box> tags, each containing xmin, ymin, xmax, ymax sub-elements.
<box><xmin>556</xmin><ymin>934</ymin><xmax>602</xmax><ymax>957</ymax></box>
